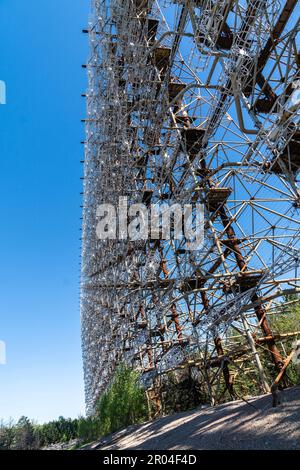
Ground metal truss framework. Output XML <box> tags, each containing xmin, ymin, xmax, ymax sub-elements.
<box><xmin>81</xmin><ymin>0</ymin><xmax>300</xmax><ymax>414</ymax></box>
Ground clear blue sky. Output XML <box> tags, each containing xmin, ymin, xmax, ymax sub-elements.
<box><xmin>0</xmin><ymin>0</ymin><xmax>89</xmax><ymax>423</ymax></box>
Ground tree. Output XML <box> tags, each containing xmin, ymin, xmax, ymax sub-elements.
<box><xmin>13</xmin><ymin>416</ymin><xmax>37</xmax><ymax>450</ymax></box>
<box><xmin>77</xmin><ymin>416</ymin><xmax>101</xmax><ymax>443</ymax></box>
<box><xmin>226</xmin><ymin>295</ymin><xmax>300</xmax><ymax>398</ymax></box>
<box><xmin>269</xmin><ymin>294</ymin><xmax>300</xmax><ymax>385</ymax></box>
<box><xmin>96</xmin><ymin>364</ymin><xmax>148</xmax><ymax>435</ymax></box>
<box><xmin>0</xmin><ymin>419</ymin><xmax>15</xmax><ymax>450</ymax></box>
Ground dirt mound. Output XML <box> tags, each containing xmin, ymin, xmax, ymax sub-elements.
<box><xmin>89</xmin><ymin>386</ymin><xmax>300</xmax><ymax>450</ymax></box>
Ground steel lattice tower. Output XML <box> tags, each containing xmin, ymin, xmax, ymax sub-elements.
<box><xmin>81</xmin><ymin>0</ymin><xmax>300</xmax><ymax>415</ymax></box>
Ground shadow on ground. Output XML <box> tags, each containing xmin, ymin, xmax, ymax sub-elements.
<box><xmin>88</xmin><ymin>386</ymin><xmax>300</xmax><ymax>450</ymax></box>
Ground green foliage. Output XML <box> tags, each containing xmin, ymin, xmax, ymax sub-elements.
<box><xmin>227</xmin><ymin>295</ymin><xmax>300</xmax><ymax>397</ymax></box>
<box><xmin>36</xmin><ymin>416</ymin><xmax>79</xmax><ymax>446</ymax></box>
<box><xmin>0</xmin><ymin>419</ymin><xmax>15</xmax><ymax>450</ymax></box>
<box><xmin>0</xmin><ymin>366</ymin><xmax>147</xmax><ymax>449</ymax></box>
<box><xmin>77</xmin><ymin>416</ymin><xmax>101</xmax><ymax>443</ymax></box>
<box><xmin>0</xmin><ymin>416</ymin><xmax>80</xmax><ymax>450</ymax></box>
<box><xmin>160</xmin><ymin>369</ymin><xmax>209</xmax><ymax>415</ymax></box>
<box><xmin>269</xmin><ymin>294</ymin><xmax>300</xmax><ymax>385</ymax></box>
<box><xmin>13</xmin><ymin>416</ymin><xmax>37</xmax><ymax>450</ymax></box>
<box><xmin>96</xmin><ymin>364</ymin><xmax>148</xmax><ymax>435</ymax></box>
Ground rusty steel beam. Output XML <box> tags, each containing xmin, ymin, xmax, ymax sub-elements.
<box><xmin>271</xmin><ymin>349</ymin><xmax>295</xmax><ymax>406</ymax></box>
<box><xmin>251</xmin><ymin>0</ymin><xmax>298</xmax><ymax>103</ymax></box>
<box><xmin>257</xmin><ymin>0</ymin><xmax>298</xmax><ymax>73</ymax></box>
<box><xmin>207</xmin><ymin>0</ymin><xmax>267</xmax><ymax>132</ymax></box>
<box><xmin>158</xmin><ymin>243</ymin><xmax>184</xmax><ymax>341</ymax></box>
<box><xmin>209</xmin><ymin>0</ymin><xmax>297</xmax><ymax>131</ymax></box>
<box><xmin>199</xmin><ymin>258</ymin><xmax>234</xmax><ymax>395</ymax></box>
<box><xmin>218</xmin><ymin>206</ymin><xmax>284</xmax><ymax>370</ymax></box>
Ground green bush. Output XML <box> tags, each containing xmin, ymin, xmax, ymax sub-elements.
<box><xmin>77</xmin><ymin>416</ymin><xmax>101</xmax><ymax>443</ymax></box>
<box><xmin>96</xmin><ymin>364</ymin><xmax>148</xmax><ymax>435</ymax></box>
<box><xmin>13</xmin><ymin>416</ymin><xmax>37</xmax><ymax>450</ymax></box>
<box><xmin>0</xmin><ymin>419</ymin><xmax>15</xmax><ymax>450</ymax></box>
<box><xmin>269</xmin><ymin>294</ymin><xmax>300</xmax><ymax>386</ymax></box>
<box><xmin>227</xmin><ymin>295</ymin><xmax>300</xmax><ymax>397</ymax></box>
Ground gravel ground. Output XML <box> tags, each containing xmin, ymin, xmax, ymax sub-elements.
<box><xmin>90</xmin><ymin>386</ymin><xmax>300</xmax><ymax>450</ymax></box>
<box><xmin>43</xmin><ymin>439</ymin><xmax>81</xmax><ymax>450</ymax></box>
